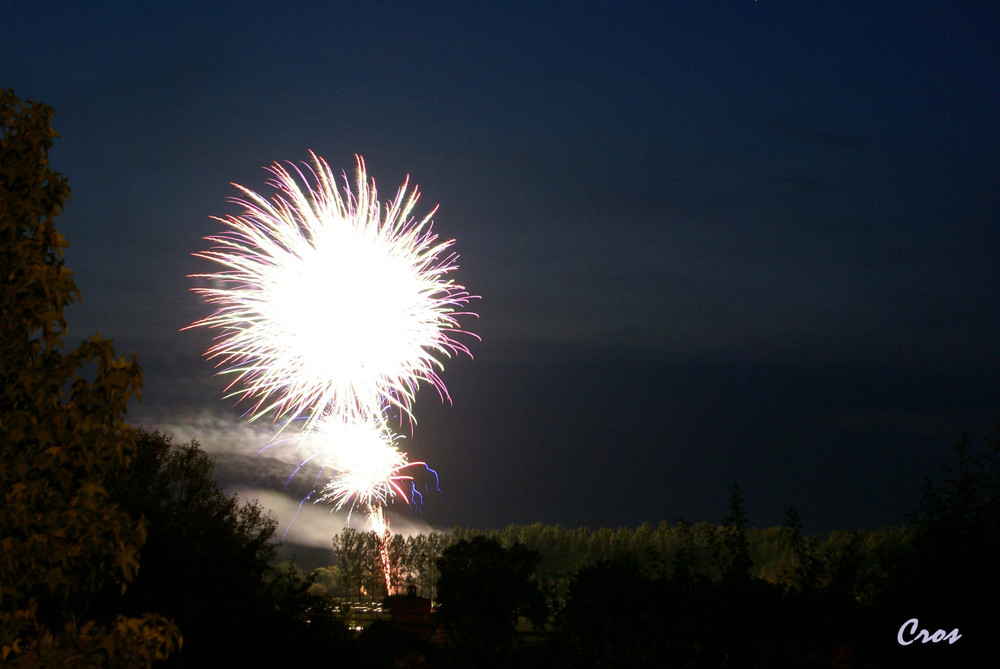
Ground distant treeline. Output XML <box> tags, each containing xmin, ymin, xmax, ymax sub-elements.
<box><xmin>451</xmin><ymin>519</ymin><xmax>909</xmax><ymax>601</ymax></box>
<box><xmin>325</xmin><ymin>516</ymin><xmax>911</xmax><ymax>607</ymax></box>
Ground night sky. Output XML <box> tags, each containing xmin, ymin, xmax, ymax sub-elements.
<box><xmin>5</xmin><ymin>1</ymin><xmax>999</xmax><ymax>545</ymax></box>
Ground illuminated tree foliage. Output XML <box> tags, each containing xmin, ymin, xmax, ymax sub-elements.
<box><xmin>0</xmin><ymin>89</ymin><xmax>178</xmax><ymax>666</ymax></box>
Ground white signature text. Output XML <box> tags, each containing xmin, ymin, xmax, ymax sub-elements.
<box><xmin>897</xmin><ymin>618</ymin><xmax>961</xmax><ymax>645</ymax></box>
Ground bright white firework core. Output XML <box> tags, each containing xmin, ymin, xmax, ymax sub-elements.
<box><xmin>187</xmin><ymin>153</ymin><xmax>477</xmax><ymax>430</ymax></box>
<box><xmin>268</xmin><ymin>222</ymin><xmax>427</xmax><ymax>386</ymax></box>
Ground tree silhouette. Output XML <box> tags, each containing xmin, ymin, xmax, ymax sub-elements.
<box><xmin>558</xmin><ymin>556</ymin><xmax>672</xmax><ymax>667</ymax></box>
<box><xmin>104</xmin><ymin>428</ymin><xmax>278</xmax><ymax>664</ymax></box>
<box><xmin>723</xmin><ymin>480</ymin><xmax>752</xmax><ymax>585</ymax></box>
<box><xmin>435</xmin><ymin>536</ymin><xmax>546</xmax><ymax>651</ymax></box>
<box><xmin>900</xmin><ymin>427</ymin><xmax>1000</xmax><ymax>663</ymax></box>
<box><xmin>782</xmin><ymin>505</ymin><xmax>822</xmax><ymax>593</ymax></box>
<box><xmin>1</xmin><ymin>89</ymin><xmax>179</xmax><ymax>666</ymax></box>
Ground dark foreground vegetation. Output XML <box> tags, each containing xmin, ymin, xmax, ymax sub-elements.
<box><xmin>96</xmin><ymin>427</ymin><xmax>997</xmax><ymax>668</ymax></box>
<box><xmin>3</xmin><ymin>90</ymin><xmax>997</xmax><ymax>667</ymax></box>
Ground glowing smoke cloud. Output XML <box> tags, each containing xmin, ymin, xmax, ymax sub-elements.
<box><xmin>188</xmin><ymin>154</ymin><xmax>476</xmax><ymax>592</ymax></box>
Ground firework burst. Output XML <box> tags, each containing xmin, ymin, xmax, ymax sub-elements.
<box><xmin>303</xmin><ymin>416</ymin><xmax>415</xmax><ymax>511</ymax></box>
<box><xmin>187</xmin><ymin>152</ymin><xmax>476</xmax><ymax>432</ymax></box>
<box><xmin>189</xmin><ymin>154</ymin><xmax>476</xmax><ymax>594</ymax></box>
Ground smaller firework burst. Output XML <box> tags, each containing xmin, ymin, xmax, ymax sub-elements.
<box><xmin>302</xmin><ymin>415</ymin><xmax>417</xmax><ymax>512</ymax></box>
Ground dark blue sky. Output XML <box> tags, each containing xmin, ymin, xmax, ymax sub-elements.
<box><xmin>5</xmin><ymin>1</ymin><xmax>999</xmax><ymax>539</ymax></box>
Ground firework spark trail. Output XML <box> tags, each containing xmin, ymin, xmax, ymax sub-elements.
<box><xmin>368</xmin><ymin>505</ymin><xmax>396</xmax><ymax>595</ymax></box>
<box><xmin>189</xmin><ymin>154</ymin><xmax>477</xmax><ymax>593</ymax></box>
